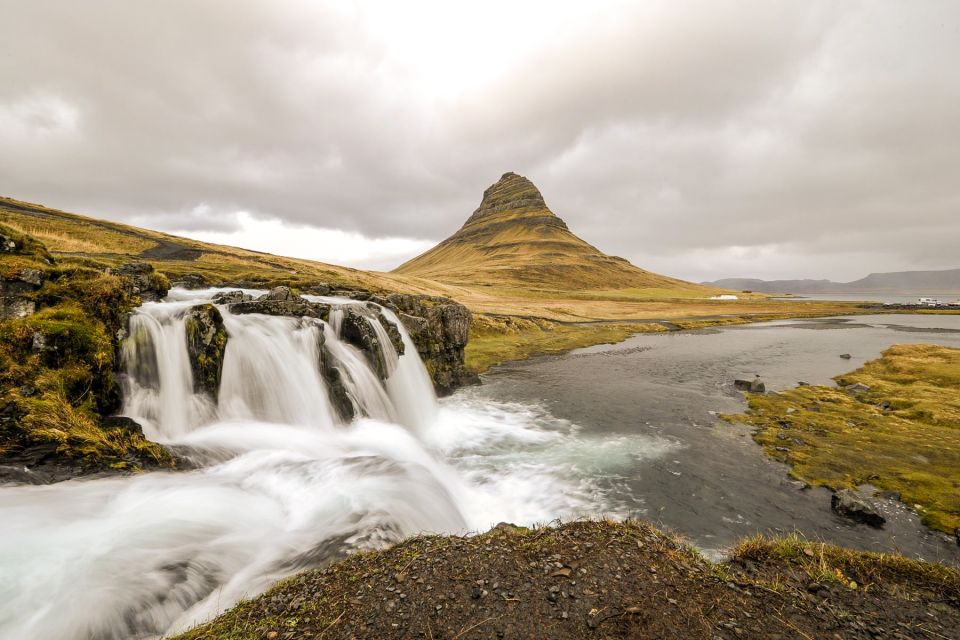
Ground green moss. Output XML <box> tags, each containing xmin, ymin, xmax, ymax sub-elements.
<box><xmin>0</xmin><ymin>228</ymin><xmax>174</xmax><ymax>471</ymax></box>
<box><xmin>465</xmin><ymin>315</ymin><xmax>667</xmax><ymax>373</ymax></box>
<box><xmin>725</xmin><ymin>344</ymin><xmax>960</xmax><ymax>534</ymax></box>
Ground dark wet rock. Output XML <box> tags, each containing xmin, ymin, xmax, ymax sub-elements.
<box><xmin>211</xmin><ymin>290</ymin><xmax>253</xmax><ymax>305</ymax></box>
<box><xmin>840</xmin><ymin>353</ymin><xmax>852</xmax><ymax>359</ymax></box>
<box><xmin>171</xmin><ymin>273</ymin><xmax>208</xmax><ymax>289</ymax></box>
<box><xmin>261</xmin><ymin>286</ymin><xmax>298</xmax><ymax>301</ymax></box>
<box><xmin>339</xmin><ymin>305</ymin><xmax>403</xmax><ymax>380</ymax></box>
<box><xmin>230</xmin><ymin>297</ymin><xmax>330</xmax><ymax>320</ymax></box>
<box><xmin>831</xmin><ymin>489</ymin><xmax>886</xmax><ymax>528</ymax></box>
<box><xmin>102</xmin><ymin>416</ymin><xmax>146</xmax><ymax>438</ymax></box>
<box><xmin>184</xmin><ymin>304</ymin><xmax>228</xmax><ymax>400</ymax></box>
<box><xmin>303</xmin><ymin>282</ymin><xmax>332</xmax><ymax>296</ymax></box>
<box><xmin>319</xmin><ymin>338</ymin><xmax>356</xmax><ymax>423</ymax></box>
<box><xmin>0</xmin><ymin>464</ymin><xmax>48</xmax><ymax>485</ymax></box>
<box><xmin>374</xmin><ymin>294</ymin><xmax>478</xmax><ymax>395</ymax></box>
<box><xmin>734</xmin><ymin>376</ymin><xmax>765</xmax><ymax>393</ymax></box>
<box><xmin>115</xmin><ymin>262</ymin><xmax>170</xmax><ymax>302</ymax></box>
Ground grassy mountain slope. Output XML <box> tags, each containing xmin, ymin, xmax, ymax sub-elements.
<box><xmin>0</xmin><ymin>196</ymin><xmax>447</xmax><ymax>297</ymax></box>
<box><xmin>1</xmin><ymin>192</ymin><xmax>869</xmax><ymax>374</ymax></box>
<box><xmin>395</xmin><ymin>172</ymin><xmax>711</xmax><ymax>293</ymax></box>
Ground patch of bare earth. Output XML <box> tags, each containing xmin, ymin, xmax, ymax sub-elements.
<box><xmin>176</xmin><ymin>521</ymin><xmax>960</xmax><ymax>640</ymax></box>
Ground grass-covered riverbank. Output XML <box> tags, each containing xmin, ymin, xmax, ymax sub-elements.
<box><xmin>0</xmin><ymin>223</ymin><xmax>172</xmax><ymax>477</ymax></box>
<box><xmin>174</xmin><ymin>519</ymin><xmax>960</xmax><ymax>640</ymax></box>
<box><xmin>727</xmin><ymin>344</ymin><xmax>960</xmax><ymax>535</ymax></box>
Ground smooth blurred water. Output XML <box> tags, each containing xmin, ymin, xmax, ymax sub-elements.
<box><xmin>474</xmin><ymin>314</ymin><xmax>960</xmax><ymax>563</ymax></box>
<box><xmin>0</xmin><ymin>289</ymin><xmax>629</xmax><ymax>640</ymax></box>
<box><xmin>2</xmin><ymin>296</ymin><xmax>959</xmax><ymax>639</ymax></box>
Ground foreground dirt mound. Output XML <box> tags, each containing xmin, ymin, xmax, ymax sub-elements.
<box><xmin>176</xmin><ymin>520</ymin><xmax>960</xmax><ymax>640</ymax></box>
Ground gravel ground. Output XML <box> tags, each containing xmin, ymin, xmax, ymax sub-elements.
<box><xmin>176</xmin><ymin>520</ymin><xmax>960</xmax><ymax>640</ymax></box>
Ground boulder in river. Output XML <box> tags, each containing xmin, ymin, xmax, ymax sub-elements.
<box><xmin>831</xmin><ymin>489</ymin><xmax>885</xmax><ymax>528</ymax></box>
<box><xmin>212</xmin><ymin>290</ymin><xmax>253</xmax><ymax>305</ymax></box>
<box><xmin>373</xmin><ymin>293</ymin><xmax>479</xmax><ymax>395</ymax></box>
<box><xmin>229</xmin><ymin>289</ymin><xmax>330</xmax><ymax>319</ymax></box>
<box><xmin>734</xmin><ymin>375</ymin><xmax>765</xmax><ymax>393</ymax></box>
<box><xmin>840</xmin><ymin>353</ymin><xmax>852</xmax><ymax>359</ymax></box>
<box><xmin>339</xmin><ymin>305</ymin><xmax>404</xmax><ymax>380</ymax></box>
<box><xmin>185</xmin><ymin>304</ymin><xmax>228</xmax><ymax>400</ymax></box>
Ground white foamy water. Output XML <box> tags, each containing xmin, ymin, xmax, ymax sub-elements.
<box><xmin>0</xmin><ymin>288</ymin><xmax>674</xmax><ymax>640</ymax></box>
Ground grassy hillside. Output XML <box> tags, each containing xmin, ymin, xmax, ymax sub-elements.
<box><xmin>1</xmin><ymin>194</ymin><xmax>871</xmax><ymax>373</ymax></box>
<box><xmin>0</xmin><ymin>196</ymin><xmax>447</xmax><ymax>296</ymax></box>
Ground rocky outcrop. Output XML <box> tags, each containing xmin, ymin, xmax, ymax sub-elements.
<box><xmin>212</xmin><ymin>290</ymin><xmax>253</xmax><ymax>304</ymax></box>
<box><xmin>374</xmin><ymin>294</ymin><xmax>478</xmax><ymax>395</ymax></box>
<box><xmin>114</xmin><ymin>262</ymin><xmax>170</xmax><ymax>302</ymax></box>
<box><xmin>338</xmin><ymin>304</ymin><xmax>404</xmax><ymax>380</ymax></box>
<box><xmin>831</xmin><ymin>489</ymin><xmax>886</xmax><ymax>528</ymax></box>
<box><xmin>230</xmin><ymin>286</ymin><xmax>330</xmax><ymax>320</ymax></box>
<box><xmin>317</xmin><ymin>329</ymin><xmax>356</xmax><ymax>423</ymax></box>
<box><xmin>0</xmin><ymin>225</ymin><xmax>52</xmax><ymax>320</ymax></box>
<box><xmin>734</xmin><ymin>376</ymin><xmax>766</xmax><ymax>393</ymax></box>
<box><xmin>0</xmin><ymin>268</ymin><xmax>43</xmax><ymax>319</ymax></box>
<box><xmin>184</xmin><ymin>304</ymin><xmax>228</xmax><ymax>400</ymax></box>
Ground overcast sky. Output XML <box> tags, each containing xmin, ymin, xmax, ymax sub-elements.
<box><xmin>2</xmin><ymin>1</ymin><xmax>958</xmax><ymax>280</ymax></box>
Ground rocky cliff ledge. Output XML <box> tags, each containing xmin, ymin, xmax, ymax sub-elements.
<box><xmin>0</xmin><ymin>221</ymin><xmax>480</xmax><ymax>484</ymax></box>
<box><xmin>372</xmin><ymin>293</ymin><xmax>479</xmax><ymax>395</ymax></box>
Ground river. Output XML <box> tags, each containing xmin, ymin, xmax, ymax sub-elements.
<box><xmin>1</xmin><ymin>294</ymin><xmax>958</xmax><ymax>639</ymax></box>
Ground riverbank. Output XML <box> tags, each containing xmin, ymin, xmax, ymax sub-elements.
<box><xmin>464</xmin><ymin>307</ymin><xmax>886</xmax><ymax>374</ymax></box>
<box><xmin>174</xmin><ymin>519</ymin><xmax>960</xmax><ymax>640</ymax></box>
<box><xmin>726</xmin><ymin>344</ymin><xmax>960</xmax><ymax>536</ymax></box>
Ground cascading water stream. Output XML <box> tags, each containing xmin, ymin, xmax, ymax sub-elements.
<box><xmin>0</xmin><ymin>288</ymin><xmax>634</xmax><ymax>640</ymax></box>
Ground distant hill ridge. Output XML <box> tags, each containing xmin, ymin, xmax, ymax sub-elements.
<box><xmin>704</xmin><ymin>268</ymin><xmax>960</xmax><ymax>294</ymax></box>
<box><xmin>395</xmin><ymin>172</ymin><xmax>709</xmax><ymax>292</ymax></box>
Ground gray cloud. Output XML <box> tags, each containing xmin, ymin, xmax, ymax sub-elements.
<box><xmin>0</xmin><ymin>0</ymin><xmax>957</xmax><ymax>281</ymax></box>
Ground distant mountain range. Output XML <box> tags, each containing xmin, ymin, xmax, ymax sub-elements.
<box><xmin>703</xmin><ymin>269</ymin><xmax>960</xmax><ymax>294</ymax></box>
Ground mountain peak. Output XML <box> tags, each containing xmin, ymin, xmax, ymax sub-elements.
<box><xmin>394</xmin><ymin>173</ymin><xmax>707</xmax><ymax>293</ymax></box>
<box><xmin>467</xmin><ymin>172</ymin><xmax>550</xmax><ymax>224</ymax></box>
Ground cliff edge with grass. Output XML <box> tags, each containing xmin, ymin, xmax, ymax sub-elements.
<box><xmin>0</xmin><ymin>221</ymin><xmax>476</xmax><ymax>483</ymax></box>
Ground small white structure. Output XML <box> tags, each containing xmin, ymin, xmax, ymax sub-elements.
<box><xmin>918</xmin><ymin>297</ymin><xmax>942</xmax><ymax>307</ymax></box>
<box><xmin>711</xmin><ymin>294</ymin><xmax>739</xmax><ymax>301</ymax></box>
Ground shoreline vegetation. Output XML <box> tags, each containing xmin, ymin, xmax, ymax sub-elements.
<box><xmin>725</xmin><ymin>344</ymin><xmax>960</xmax><ymax>536</ymax></box>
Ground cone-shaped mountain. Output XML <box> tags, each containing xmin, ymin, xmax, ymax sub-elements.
<box><xmin>395</xmin><ymin>172</ymin><xmax>708</xmax><ymax>292</ymax></box>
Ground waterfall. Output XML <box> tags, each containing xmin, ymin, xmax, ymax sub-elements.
<box><xmin>122</xmin><ymin>291</ymin><xmax>435</xmax><ymax>438</ymax></box>
<box><xmin>121</xmin><ymin>302</ymin><xmax>217</xmax><ymax>440</ymax></box>
<box><xmin>0</xmin><ymin>287</ymin><xmax>616</xmax><ymax>640</ymax></box>
<box><xmin>380</xmin><ymin>307</ymin><xmax>439</xmax><ymax>431</ymax></box>
<box><xmin>217</xmin><ymin>315</ymin><xmax>333</xmax><ymax>428</ymax></box>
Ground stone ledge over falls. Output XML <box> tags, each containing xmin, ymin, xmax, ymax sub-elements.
<box><xmin>212</xmin><ymin>285</ymin><xmax>477</xmax><ymax>396</ymax></box>
<box><xmin>369</xmin><ymin>293</ymin><xmax>479</xmax><ymax>396</ymax></box>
